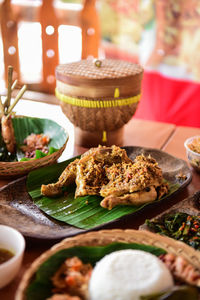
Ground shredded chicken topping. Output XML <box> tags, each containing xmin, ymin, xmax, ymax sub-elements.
<box><xmin>48</xmin><ymin>257</ymin><xmax>92</xmax><ymax>300</ymax></box>
<box><xmin>188</xmin><ymin>137</ymin><xmax>200</xmax><ymax>154</ymax></box>
<box><xmin>20</xmin><ymin>133</ymin><xmax>50</xmax><ymax>158</ymax></box>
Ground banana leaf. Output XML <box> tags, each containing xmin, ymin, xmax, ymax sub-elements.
<box><xmin>27</xmin><ymin>155</ymin><xmax>180</xmax><ymax>230</ymax></box>
<box><xmin>0</xmin><ymin>116</ymin><xmax>68</xmax><ymax>161</ymax></box>
<box><xmin>26</xmin><ymin>242</ymin><xmax>166</xmax><ymax>300</ymax></box>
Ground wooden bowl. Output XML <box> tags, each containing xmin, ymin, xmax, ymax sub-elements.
<box><xmin>16</xmin><ymin>229</ymin><xmax>200</xmax><ymax>300</ymax></box>
<box><xmin>55</xmin><ymin>59</ymin><xmax>143</xmax><ymax>147</ymax></box>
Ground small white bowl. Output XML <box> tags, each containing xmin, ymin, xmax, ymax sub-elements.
<box><xmin>184</xmin><ymin>136</ymin><xmax>200</xmax><ymax>172</ymax></box>
<box><xmin>0</xmin><ymin>225</ymin><xmax>25</xmax><ymax>289</ymax></box>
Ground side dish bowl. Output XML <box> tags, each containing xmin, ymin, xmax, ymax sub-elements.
<box><xmin>0</xmin><ymin>225</ymin><xmax>25</xmax><ymax>288</ymax></box>
<box><xmin>0</xmin><ymin>116</ymin><xmax>69</xmax><ymax>177</ymax></box>
<box><xmin>139</xmin><ymin>192</ymin><xmax>200</xmax><ymax>250</ymax></box>
<box><xmin>184</xmin><ymin>136</ymin><xmax>200</xmax><ymax>172</ymax></box>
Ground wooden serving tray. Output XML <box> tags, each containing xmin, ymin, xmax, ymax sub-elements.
<box><xmin>0</xmin><ymin>147</ymin><xmax>192</xmax><ymax>240</ymax></box>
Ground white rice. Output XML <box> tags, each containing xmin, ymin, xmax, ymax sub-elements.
<box><xmin>89</xmin><ymin>249</ymin><xmax>174</xmax><ymax>300</ymax></box>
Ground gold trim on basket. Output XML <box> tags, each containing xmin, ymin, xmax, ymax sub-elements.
<box><xmin>55</xmin><ymin>88</ymin><xmax>141</xmax><ymax>108</ymax></box>
<box><xmin>114</xmin><ymin>87</ymin><xmax>120</xmax><ymax>98</ymax></box>
<box><xmin>102</xmin><ymin>131</ymin><xmax>107</xmax><ymax>143</ymax></box>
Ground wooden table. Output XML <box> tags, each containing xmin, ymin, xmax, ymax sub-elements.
<box><xmin>0</xmin><ymin>101</ymin><xmax>200</xmax><ymax>299</ymax></box>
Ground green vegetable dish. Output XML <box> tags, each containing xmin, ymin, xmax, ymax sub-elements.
<box><xmin>146</xmin><ymin>212</ymin><xmax>200</xmax><ymax>250</ymax></box>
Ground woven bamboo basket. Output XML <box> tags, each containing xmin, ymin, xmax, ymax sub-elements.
<box><xmin>0</xmin><ymin>140</ymin><xmax>68</xmax><ymax>178</ymax></box>
<box><xmin>0</xmin><ymin>114</ymin><xmax>69</xmax><ymax>178</ymax></box>
<box><xmin>55</xmin><ymin>59</ymin><xmax>143</xmax><ymax>147</ymax></box>
<box><xmin>16</xmin><ymin>229</ymin><xmax>200</xmax><ymax>300</ymax></box>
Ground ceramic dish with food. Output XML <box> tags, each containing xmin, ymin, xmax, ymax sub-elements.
<box><xmin>41</xmin><ymin>145</ymin><xmax>169</xmax><ymax>210</ymax></box>
<box><xmin>26</xmin><ymin>145</ymin><xmax>191</xmax><ymax>231</ymax></box>
<box><xmin>0</xmin><ymin>225</ymin><xmax>25</xmax><ymax>288</ymax></box>
<box><xmin>16</xmin><ymin>229</ymin><xmax>200</xmax><ymax>300</ymax></box>
<box><xmin>140</xmin><ymin>192</ymin><xmax>200</xmax><ymax>250</ymax></box>
<box><xmin>184</xmin><ymin>136</ymin><xmax>200</xmax><ymax>172</ymax></box>
<box><xmin>0</xmin><ymin>146</ymin><xmax>191</xmax><ymax>240</ymax></box>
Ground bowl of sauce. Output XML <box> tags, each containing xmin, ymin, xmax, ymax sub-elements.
<box><xmin>0</xmin><ymin>248</ymin><xmax>14</xmax><ymax>264</ymax></box>
<box><xmin>0</xmin><ymin>225</ymin><xmax>25</xmax><ymax>289</ymax></box>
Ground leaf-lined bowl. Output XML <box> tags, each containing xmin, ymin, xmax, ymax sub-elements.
<box><xmin>27</xmin><ymin>146</ymin><xmax>192</xmax><ymax>230</ymax></box>
<box><xmin>15</xmin><ymin>229</ymin><xmax>200</xmax><ymax>300</ymax></box>
<box><xmin>0</xmin><ymin>116</ymin><xmax>68</xmax><ymax>177</ymax></box>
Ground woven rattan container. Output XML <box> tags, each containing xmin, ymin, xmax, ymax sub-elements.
<box><xmin>16</xmin><ymin>229</ymin><xmax>200</xmax><ymax>300</ymax></box>
<box><xmin>55</xmin><ymin>59</ymin><xmax>143</xmax><ymax>147</ymax></box>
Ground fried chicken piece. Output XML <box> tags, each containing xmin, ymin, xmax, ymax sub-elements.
<box><xmin>100</xmin><ymin>155</ymin><xmax>169</xmax><ymax>209</ymax></box>
<box><xmin>75</xmin><ymin>145</ymin><xmax>132</xmax><ymax>198</ymax></box>
<box><xmin>79</xmin><ymin>145</ymin><xmax>132</xmax><ymax>165</ymax></box>
<box><xmin>100</xmin><ymin>155</ymin><xmax>164</xmax><ymax>198</ymax></box>
<box><xmin>1</xmin><ymin>115</ymin><xmax>16</xmax><ymax>153</ymax></box>
<box><xmin>41</xmin><ymin>159</ymin><xmax>79</xmax><ymax>197</ymax></box>
<box><xmin>100</xmin><ymin>186</ymin><xmax>157</xmax><ymax>210</ymax></box>
<box><xmin>160</xmin><ymin>253</ymin><xmax>200</xmax><ymax>287</ymax></box>
<box><xmin>41</xmin><ymin>147</ymin><xmax>168</xmax><ymax>210</ymax></box>
<box><xmin>75</xmin><ymin>157</ymin><xmax>105</xmax><ymax>198</ymax></box>
<box><xmin>41</xmin><ymin>145</ymin><xmax>132</xmax><ymax>198</ymax></box>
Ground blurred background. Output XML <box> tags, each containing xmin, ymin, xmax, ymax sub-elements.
<box><xmin>0</xmin><ymin>0</ymin><xmax>200</xmax><ymax>127</ymax></box>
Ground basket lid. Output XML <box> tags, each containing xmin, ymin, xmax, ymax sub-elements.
<box><xmin>55</xmin><ymin>59</ymin><xmax>143</xmax><ymax>98</ymax></box>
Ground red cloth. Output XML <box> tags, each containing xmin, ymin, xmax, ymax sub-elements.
<box><xmin>134</xmin><ymin>71</ymin><xmax>200</xmax><ymax>127</ymax></box>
